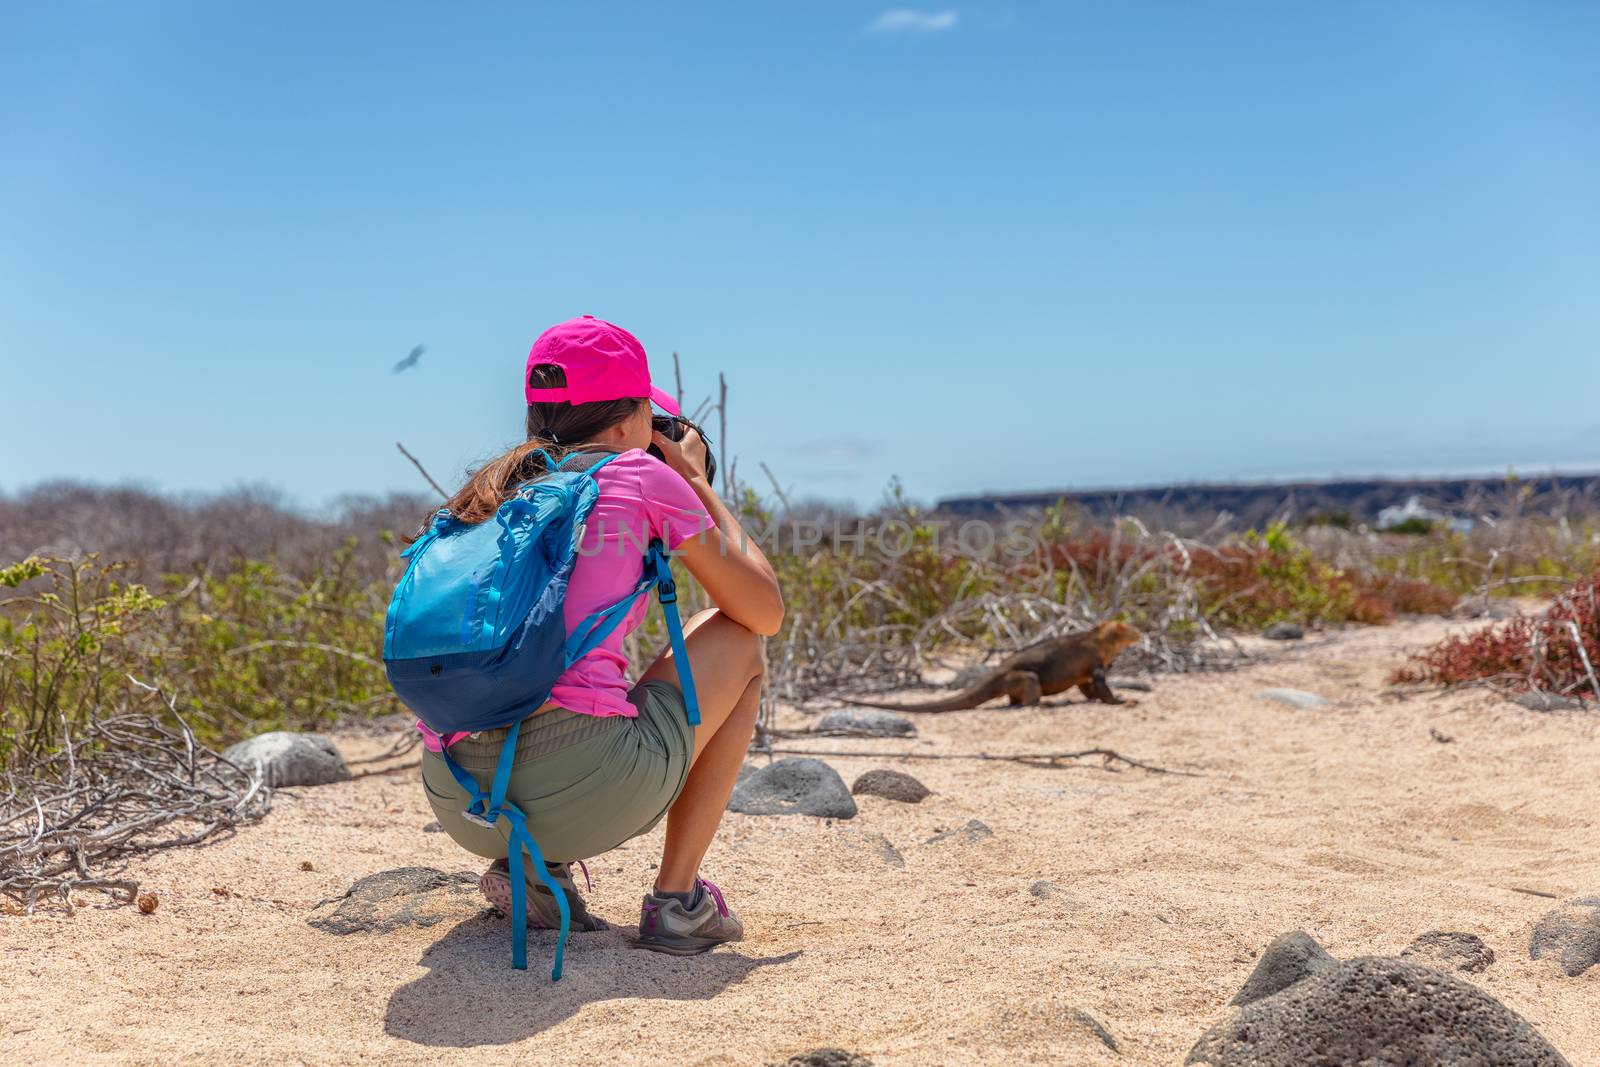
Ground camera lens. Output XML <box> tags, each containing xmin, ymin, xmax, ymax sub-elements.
<box><xmin>652</xmin><ymin>415</ymin><xmax>686</xmax><ymax>442</ymax></box>
<box><xmin>646</xmin><ymin>414</ymin><xmax>715</xmax><ymax>484</ymax></box>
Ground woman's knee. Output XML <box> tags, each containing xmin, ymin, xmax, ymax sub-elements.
<box><xmin>741</xmin><ymin>620</ymin><xmax>767</xmax><ymax>680</ymax></box>
<box><xmin>701</xmin><ymin>609</ymin><xmax>766</xmax><ymax>680</ymax></box>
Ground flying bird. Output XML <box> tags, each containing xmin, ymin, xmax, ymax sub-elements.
<box><xmin>393</xmin><ymin>344</ymin><xmax>426</xmax><ymax>373</ymax></box>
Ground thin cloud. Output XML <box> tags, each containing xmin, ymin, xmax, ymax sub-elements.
<box><xmin>865</xmin><ymin>9</ymin><xmax>958</xmax><ymax>35</ymax></box>
<box><xmin>795</xmin><ymin>437</ymin><xmax>882</xmax><ymax>462</ymax></box>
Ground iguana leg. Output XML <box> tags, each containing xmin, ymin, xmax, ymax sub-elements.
<box><xmin>1078</xmin><ymin>668</ymin><xmax>1125</xmax><ymax>704</ymax></box>
<box><xmin>1003</xmin><ymin>671</ymin><xmax>1043</xmax><ymax>706</ymax></box>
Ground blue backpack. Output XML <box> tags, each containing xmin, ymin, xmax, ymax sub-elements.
<box><xmin>382</xmin><ymin>449</ymin><xmax>700</xmax><ymax>979</ymax></box>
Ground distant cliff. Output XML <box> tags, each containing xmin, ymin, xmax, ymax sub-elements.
<box><xmin>935</xmin><ymin>472</ymin><xmax>1600</xmax><ymax>529</ymax></box>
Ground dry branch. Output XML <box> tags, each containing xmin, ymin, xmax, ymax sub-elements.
<box><xmin>758</xmin><ymin>744</ymin><xmax>1199</xmax><ymax>777</ymax></box>
<box><xmin>396</xmin><ymin>441</ymin><xmax>448</xmax><ymax>500</ymax></box>
<box><xmin>0</xmin><ymin>680</ymin><xmax>271</xmax><ymax>912</ymax></box>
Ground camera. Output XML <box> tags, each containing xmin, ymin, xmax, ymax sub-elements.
<box><xmin>648</xmin><ymin>415</ymin><xmax>716</xmax><ymax>485</ymax></box>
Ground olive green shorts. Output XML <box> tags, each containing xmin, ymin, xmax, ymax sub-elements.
<box><xmin>420</xmin><ymin>679</ymin><xmax>695</xmax><ymax>864</ymax></box>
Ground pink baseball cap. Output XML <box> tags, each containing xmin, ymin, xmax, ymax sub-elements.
<box><xmin>524</xmin><ymin>315</ymin><xmax>681</xmax><ymax>416</ymax></box>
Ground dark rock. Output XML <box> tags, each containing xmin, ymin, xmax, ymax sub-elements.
<box><xmin>421</xmin><ymin>821</ymin><xmax>443</xmax><ymax>833</ymax></box>
<box><xmin>1530</xmin><ymin>896</ymin><xmax>1600</xmax><ymax>977</ymax></box>
<box><xmin>727</xmin><ymin>758</ymin><xmax>857</xmax><ymax>819</ymax></box>
<box><xmin>1188</xmin><ymin>957</ymin><xmax>1571</xmax><ymax>1066</ymax></box>
<box><xmin>1259</xmin><ymin>688</ymin><xmax>1331</xmax><ymax>710</ymax></box>
<box><xmin>223</xmin><ymin>731</ymin><xmax>350</xmax><ymax>788</ymax></box>
<box><xmin>924</xmin><ymin>819</ymin><xmax>993</xmax><ymax>846</ymax></box>
<box><xmin>768</xmin><ymin>1050</ymin><xmax>872</xmax><ymax>1067</ymax></box>
<box><xmin>1109</xmin><ymin>677</ymin><xmax>1153</xmax><ymax>692</ymax></box>
<box><xmin>1262</xmin><ymin>622</ymin><xmax>1305</xmax><ymax>641</ymax></box>
<box><xmin>839</xmin><ymin>830</ymin><xmax>905</xmax><ymax>869</ymax></box>
<box><xmin>1402</xmin><ymin>930</ymin><xmax>1496</xmax><ymax>973</ymax></box>
<box><xmin>735</xmin><ymin>761</ymin><xmax>759</xmax><ymax>787</ymax></box>
<box><xmin>308</xmin><ymin>867</ymin><xmax>479</xmax><ymax>935</ymax></box>
<box><xmin>1513</xmin><ymin>691</ymin><xmax>1588</xmax><ymax>712</ymax></box>
<box><xmin>1229</xmin><ymin>931</ymin><xmax>1336</xmax><ymax>1006</ymax></box>
<box><xmin>815</xmin><ymin>708</ymin><xmax>916</xmax><ymax>738</ymax></box>
<box><xmin>851</xmin><ymin>769</ymin><xmax>931</xmax><ymax>803</ymax></box>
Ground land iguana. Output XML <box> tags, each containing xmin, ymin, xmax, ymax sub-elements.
<box><xmin>848</xmin><ymin>621</ymin><xmax>1143</xmax><ymax>712</ymax></box>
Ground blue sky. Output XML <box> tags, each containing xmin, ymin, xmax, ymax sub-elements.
<box><xmin>3</xmin><ymin>2</ymin><xmax>1597</xmax><ymax>511</ymax></box>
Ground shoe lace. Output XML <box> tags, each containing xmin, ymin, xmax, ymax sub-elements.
<box><xmin>696</xmin><ymin>876</ymin><xmax>729</xmax><ymax>917</ymax></box>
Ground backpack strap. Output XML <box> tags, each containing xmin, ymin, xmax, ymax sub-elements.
<box><xmin>564</xmin><ymin>539</ymin><xmax>700</xmax><ymax>727</ymax></box>
<box><xmin>438</xmin><ymin>723</ymin><xmax>572</xmax><ymax>979</ymax></box>
<box><xmin>553</xmin><ymin>448</ymin><xmax>621</xmax><ymax>474</ymax></box>
<box><xmin>646</xmin><ymin>540</ymin><xmax>702</xmax><ymax>727</ymax></box>
<box><xmin>512</xmin><ymin>448</ymin><xmax>623</xmax><ymax>495</ymax></box>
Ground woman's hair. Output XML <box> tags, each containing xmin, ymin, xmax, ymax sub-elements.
<box><xmin>432</xmin><ymin>363</ymin><xmax>645</xmax><ymax>527</ymax></box>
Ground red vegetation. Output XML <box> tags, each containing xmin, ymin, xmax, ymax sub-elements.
<box><xmin>1392</xmin><ymin>572</ymin><xmax>1600</xmax><ymax>698</ymax></box>
<box><xmin>1362</xmin><ymin>572</ymin><xmax>1464</xmax><ymax>619</ymax></box>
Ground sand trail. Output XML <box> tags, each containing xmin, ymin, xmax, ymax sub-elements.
<box><xmin>5</xmin><ymin>616</ymin><xmax>1598</xmax><ymax>1065</ymax></box>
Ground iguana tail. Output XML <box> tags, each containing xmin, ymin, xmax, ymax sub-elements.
<box><xmin>846</xmin><ymin>672</ymin><xmax>1007</xmax><ymax>713</ymax></box>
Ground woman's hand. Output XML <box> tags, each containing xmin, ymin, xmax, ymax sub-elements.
<box><xmin>663</xmin><ymin>425</ymin><xmax>784</xmax><ymax>636</ymax></box>
<box><xmin>651</xmin><ymin>424</ymin><xmax>711</xmax><ymax>484</ymax></box>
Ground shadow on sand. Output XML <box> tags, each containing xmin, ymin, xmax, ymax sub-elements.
<box><xmin>384</xmin><ymin>912</ymin><xmax>800</xmax><ymax>1047</ymax></box>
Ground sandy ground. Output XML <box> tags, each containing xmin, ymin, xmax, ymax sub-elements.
<box><xmin>5</xmin><ymin>616</ymin><xmax>1599</xmax><ymax>1066</ymax></box>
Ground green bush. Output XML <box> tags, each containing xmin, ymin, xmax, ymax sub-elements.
<box><xmin>0</xmin><ymin>555</ymin><xmax>167</xmax><ymax>766</ymax></box>
<box><xmin>0</xmin><ymin>545</ymin><xmax>400</xmax><ymax>770</ymax></box>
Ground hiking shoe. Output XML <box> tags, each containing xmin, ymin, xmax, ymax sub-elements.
<box><xmin>635</xmin><ymin>877</ymin><xmax>743</xmax><ymax>955</ymax></box>
<box><xmin>479</xmin><ymin>858</ymin><xmax>607</xmax><ymax>931</ymax></box>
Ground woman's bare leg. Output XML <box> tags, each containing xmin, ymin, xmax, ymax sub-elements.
<box><xmin>635</xmin><ymin>609</ymin><xmax>764</xmax><ymax>892</ymax></box>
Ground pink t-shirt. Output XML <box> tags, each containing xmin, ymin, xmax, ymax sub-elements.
<box><xmin>416</xmin><ymin>449</ymin><xmax>714</xmax><ymax>751</ymax></box>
